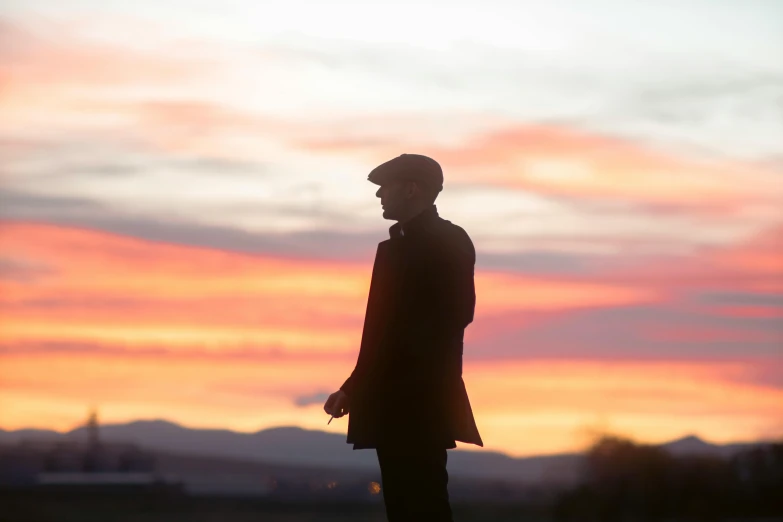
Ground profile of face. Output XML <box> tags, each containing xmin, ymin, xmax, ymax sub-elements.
<box><xmin>376</xmin><ymin>180</ymin><xmax>417</xmax><ymax>221</ymax></box>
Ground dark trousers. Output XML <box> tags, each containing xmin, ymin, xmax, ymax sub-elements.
<box><xmin>375</xmin><ymin>445</ymin><xmax>453</xmax><ymax>522</ymax></box>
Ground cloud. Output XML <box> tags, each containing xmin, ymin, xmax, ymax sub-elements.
<box><xmin>0</xmin><ymin>189</ymin><xmax>380</xmax><ymax>261</ymax></box>
<box><xmin>0</xmin><ymin>257</ymin><xmax>56</xmax><ymax>282</ymax></box>
<box><xmin>302</xmin><ymin>123</ymin><xmax>781</xmax><ymax>211</ymax></box>
<box><xmin>3</xmin><ymin>217</ymin><xmax>778</xmax><ymax>367</ymax></box>
<box><xmin>0</xmin><ymin>16</ymin><xmax>207</xmax><ymax>91</ymax></box>
<box><xmin>128</xmin><ymin>100</ymin><xmax>297</xmax><ymax>157</ymax></box>
<box><xmin>0</xmin><ymin>220</ymin><xmax>665</xmax><ymax>359</ymax></box>
<box><xmin>0</xmin><ymin>16</ymin><xmax>777</xmax><ymax>254</ymax></box>
<box><xmin>0</xmin><ymin>139</ymin><xmax>272</xmax><ymax>182</ymax></box>
<box><xmin>266</xmin><ymin>33</ymin><xmax>783</xmax><ymax>162</ymax></box>
<box><xmin>293</xmin><ymin>392</ymin><xmax>331</xmax><ymax>408</ymax></box>
<box><xmin>0</xmin><ymin>185</ymin><xmax>644</xmax><ymax>279</ymax></box>
<box><xmin>5</xmin><ymin>118</ymin><xmax>775</xmax><ymax>267</ymax></box>
<box><xmin>0</xmin><ymin>340</ymin><xmax>350</xmax><ymax>364</ymax></box>
<box><xmin>696</xmin><ymin>291</ymin><xmax>783</xmax><ymax>309</ymax></box>
<box><xmin>5</xmin><ymin>186</ymin><xmax>716</xmax><ymax>278</ymax></box>
<box><xmin>477</xmin><ymin>250</ymin><xmax>600</xmax><ymax>275</ymax></box>
<box><xmin>0</xmin><ymin>6</ymin><xmax>780</xmax><ymax>382</ymax></box>
<box><xmin>467</xmin><ymin>301</ymin><xmax>783</xmax><ymax>361</ymax></box>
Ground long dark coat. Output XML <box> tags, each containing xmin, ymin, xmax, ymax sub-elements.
<box><xmin>340</xmin><ymin>205</ymin><xmax>483</xmax><ymax>449</ymax></box>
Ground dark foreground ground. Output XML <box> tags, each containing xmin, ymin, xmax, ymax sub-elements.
<box><xmin>1</xmin><ymin>492</ymin><xmax>554</xmax><ymax>522</ymax></box>
<box><xmin>3</xmin><ymin>492</ymin><xmax>782</xmax><ymax>522</ymax></box>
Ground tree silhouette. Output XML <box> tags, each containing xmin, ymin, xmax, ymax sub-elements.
<box><xmin>554</xmin><ymin>435</ymin><xmax>783</xmax><ymax>521</ymax></box>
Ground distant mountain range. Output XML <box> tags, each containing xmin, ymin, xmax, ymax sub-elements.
<box><xmin>0</xmin><ymin>420</ymin><xmax>769</xmax><ymax>485</ymax></box>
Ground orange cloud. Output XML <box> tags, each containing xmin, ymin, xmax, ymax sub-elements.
<box><xmin>2</xmin><ymin>348</ymin><xmax>780</xmax><ymax>456</ymax></box>
<box><xmin>464</xmin><ymin>359</ymin><xmax>783</xmax><ymax>455</ymax></box>
<box><xmin>301</xmin><ymin>124</ymin><xmax>781</xmax><ymax>211</ymax></box>
<box><xmin>0</xmin><ymin>221</ymin><xmax>655</xmax><ymax>351</ymax></box>
<box><xmin>600</xmin><ymin>224</ymin><xmax>783</xmax><ymax>296</ymax></box>
<box><xmin>0</xmin><ymin>18</ymin><xmax>296</xmax><ymax>160</ymax></box>
<box><xmin>0</xmin><ymin>222</ymin><xmax>368</xmax><ymax>352</ymax></box>
<box><xmin>476</xmin><ymin>272</ymin><xmax>656</xmax><ymax>315</ymax></box>
<box><xmin>0</xmin><ymin>347</ymin><xmax>353</xmax><ymax>434</ymax></box>
<box><xmin>2</xmin><ymin>16</ymin><xmax>779</xmax><ymax>219</ymax></box>
<box><xmin>0</xmin><ymin>17</ymin><xmax>212</xmax><ymax>133</ymax></box>
<box><xmin>1</xmin><ymin>221</ymin><xmax>780</xmax><ymax>454</ymax></box>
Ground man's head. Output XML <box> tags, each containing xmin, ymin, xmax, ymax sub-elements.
<box><xmin>368</xmin><ymin>154</ymin><xmax>443</xmax><ymax>222</ymax></box>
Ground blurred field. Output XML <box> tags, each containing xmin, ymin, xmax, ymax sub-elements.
<box><xmin>1</xmin><ymin>492</ymin><xmax>554</xmax><ymax>522</ymax></box>
<box><xmin>4</xmin><ymin>493</ymin><xmax>782</xmax><ymax>522</ymax></box>
<box><xmin>4</xmin><ymin>437</ymin><xmax>781</xmax><ymax>521</ymax></box>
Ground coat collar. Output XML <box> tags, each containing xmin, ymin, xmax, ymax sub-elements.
<box><xmin>389</xmin><ymin>205</ymin><xmax>439</xmax><ymax>239</ymax></box>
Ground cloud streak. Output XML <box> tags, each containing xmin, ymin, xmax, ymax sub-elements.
<box><xmin>0</xmin><ymin>4</ymin><xmax>781</xmax><ymax>453</ymax></box>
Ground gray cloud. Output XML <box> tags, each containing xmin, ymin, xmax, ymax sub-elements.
<box><xmin>696</xmin><ymin>291</ymin><xmax>783</xmax><ymax>309</ymax></box>
<box><xmin>5</xmin><ymin>296</ymin><xmax>153</xmax><ymax>311</ymax></box>
<box><xmin>0</xmin><ymin>257</ymin><xmax>57</xmax><ymax>282</ymax></box>
<box><xmin>0</xmin><ymin>340</ymin><xmax>346</xmax><ymax>363</ymax></box>
<box><xmin>0</xmin><ymin>188</ymin><xmax>380</xmax><ymax>262</ymax></box>
<box><xmin>266</xmin><ymin>38</ymin><xmax>783</xmax><ymax>163</ymax></box>
<box><xmin>293</xmin><ymin>392</ymin><xmax>331</xmax><ymax>408</ymax></box>
<box><xmin>169</xmin><ymin>157</ymin><xmax>271</xmax><ymax>176</ymax></box>
<box><xmin>477</xmin><ymin>250</ymin><xmax>600</xmax><ymax>275</ymax></box>
<box><xmin>0</xmin><ymin>137</ymin><xmax>272</xmax><ymax>182</ymax></box>
<box><xmin>1</xmin><ymin>188</ymin><xmax>630</xmax><ymax>277</ymax></box>
<box><xmin>467</xmin><ymin>302</ymin><xmax>783</xmax><ymax>362</ymax></box>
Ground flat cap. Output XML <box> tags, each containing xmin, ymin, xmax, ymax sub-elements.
<box><xmin>367</xmin><ymin>153</ymin><xmax>443</xmax><ymax>192</ymax></box>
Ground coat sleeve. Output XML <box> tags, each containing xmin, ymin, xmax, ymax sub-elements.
<box><xmin>392</xmin><ymin>227</ymin><xmax>476</xmax><ymax>381</ymax></box>
<box><xmin>431</xmin><ymin>227</ymin><xmax>476</xmax><ymax>332</ymax></box>
<box><xmin>339</xmin><ymin>242</ymin><xmax>388</xmax><ymax>397</ymax></box>
<box><xmin>340</xmin><ymin>374</ymin><xmax>355</xmax><ymax>397</ymax></box>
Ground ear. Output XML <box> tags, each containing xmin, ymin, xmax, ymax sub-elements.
<box><xmin>405</xmin><ymin>181</ymin><xmax>420</xmax><ymax>199</ymax></box>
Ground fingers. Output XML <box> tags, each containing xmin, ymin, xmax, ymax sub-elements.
<box><xmin>332</xmin><ymin>396</ymin><xmax>350</xmax><ymax>418</ymax></box>
<box><xmin>331</xmin><ymin>398</ymin><xmax>342</xmax><ymax>418</ymax></box>
<box><xmin>324</xmin><ymin>391</ymin><xmax>349</xmax><ymax>418</ymax></box>
<box><xmin>323</xmin><ymin>394</ymin><xmax>336</xmax><ymax>415</ymax></box>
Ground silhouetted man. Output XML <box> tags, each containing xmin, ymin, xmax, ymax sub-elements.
<box><xmin>324</xmin><ymin>154</ymin><xmax>483</xmax><ymax>522</ymax></box>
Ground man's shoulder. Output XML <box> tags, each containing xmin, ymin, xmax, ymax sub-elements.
<box><xmin>427</xmin><ymin>217</ymin><xmax>475</xmax><ymax>263</ymax></box>
<box><xmin>434</xmin><ymin>217</ymin><xmax>473</xmax><ymax>245</ymax></box>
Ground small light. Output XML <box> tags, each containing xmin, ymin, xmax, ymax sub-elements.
<box><xmin>368</xmin><ymin>481</ymin><xmax>381</xmax><ymax>494</ymax></box>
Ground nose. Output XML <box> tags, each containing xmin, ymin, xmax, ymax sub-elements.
<box><xmin>375</xmin><ymin>186</ymin><xmax>382</xmax><ymax>198</ymax></box>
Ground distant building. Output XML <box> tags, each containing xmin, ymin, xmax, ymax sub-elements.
<box><xmin>0</xmin><ymin>410</ymin><xmax>180</xmax><ymax>493</ymax></box>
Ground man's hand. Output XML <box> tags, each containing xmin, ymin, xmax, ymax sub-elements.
<box><xmin>324</xmin><ymin>390</ymin><xmax>350</xmax><ymax>418</ymax></box>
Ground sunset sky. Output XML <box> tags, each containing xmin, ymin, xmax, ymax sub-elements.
<box><xmin>1</xmin><ymin>0</ymin><xmax>781</xmax><ymax>457</ymax></box>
